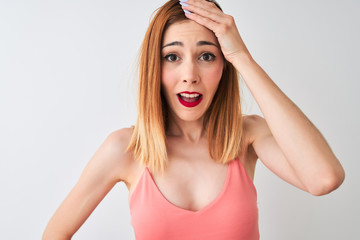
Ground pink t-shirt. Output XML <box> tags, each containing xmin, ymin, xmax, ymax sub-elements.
<box><xmin>129</xmin><ymin>158</ymin><xmax>259</xmax><ymax>240</ymax></box>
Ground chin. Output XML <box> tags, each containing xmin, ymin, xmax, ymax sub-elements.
<box><xmin>176</xmin><ymin>111</ymin><xmax>205</xmax><ymax>122</ymax></box>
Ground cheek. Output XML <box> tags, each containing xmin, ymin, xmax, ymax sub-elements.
<box><xmin>161</xmin><ymin>67</ymin><xmax>176</xmax><ymax>98</ymax></box>
<box><xmin>161</xmin><ymin>68</ymin><xmax>171</xmax><ymax>86</ymax></box>
<box><xmin>204</xmin><ymin>62</ymin><xmax>223</xmax><ymax>89</ymax></box>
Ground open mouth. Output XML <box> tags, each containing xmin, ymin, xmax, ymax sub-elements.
<box><xmin>177</xmin><ymin>93</ymin><xmax>202</xmax><ymax>102</ymax></box>
<box><xmin>177</xmin><ymin>92</ymin><xmax>203</xmax><ymax>107</ymax></box>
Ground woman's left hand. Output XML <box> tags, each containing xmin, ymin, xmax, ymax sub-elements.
<box><xmin>180</xmin><ymin>0</ymin><xmax>250</xmax><ymax>64</ymax></box>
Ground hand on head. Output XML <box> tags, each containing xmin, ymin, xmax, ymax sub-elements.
<box><xmin>179</xmin><ymin>0</ymin><xmax>250</xmax><ymax>64</ymax></box>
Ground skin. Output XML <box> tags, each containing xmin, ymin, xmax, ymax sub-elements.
<box><xmin>161</xmin><ymin>20</ymin><xmax>224</xmax><ymax>138</ymax></box>
<box><xmin>181</xmin><ymin>0</ymin><xmax>345</xmax><ymax>194</ymax></box>
<box><xmin>43</xmin><ymin>0</ymin><xmax>345</xmax><ymax>239</ymax></box>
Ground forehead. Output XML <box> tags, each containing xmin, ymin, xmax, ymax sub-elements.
<box><xmin>162</xmin><ymin>20</ymin><xmax>217</xmax><ymax>45</ymax></box>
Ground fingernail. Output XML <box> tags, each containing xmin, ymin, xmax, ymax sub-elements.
<box><xmin>180</xmin><ymin>0</ymin><xmax>188</xmax><ymax>2</ymax></box>
<box><xmin>179</xmin><ymin>2</ymin><xmax>189</xmax><ymax>7</ymax></box>
<box><xmin>183</xmin><ymin>9</ymin><xmax>191</xmax><ymax>14</ymax></box>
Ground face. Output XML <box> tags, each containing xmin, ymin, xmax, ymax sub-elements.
<box><xmin>161</xmin><ymin>20</ymin><xmax>224</xmax><ymax>123</ymax></box>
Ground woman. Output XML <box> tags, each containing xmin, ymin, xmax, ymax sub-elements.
<box><xmin>43</xmin><ymin>0</ymin><xmax>345</xmax><ymax>239</ymax></box>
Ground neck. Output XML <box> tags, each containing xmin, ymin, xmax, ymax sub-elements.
<box><xmin>166</xmin><ymin>114</ymin><xmax>206</xmax><ymax>143</ymax></box>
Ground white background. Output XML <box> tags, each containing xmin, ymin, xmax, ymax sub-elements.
<box><xmin>0</xmin><ymin>0</ymin><xmax>359</xmax><ymax>239</ymax></box>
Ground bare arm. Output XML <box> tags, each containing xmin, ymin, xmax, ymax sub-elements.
<box><xmin>182</xmin><ymin>0</ymin><xmax>345</xmax><ymax>195</ymax></box>
<box><xmin>42</xmin><ymin>128</ymin><xmax>133</xmax><ymax>239</ymax></box>
<box><xmin>236</xmin><ymin>57</ymin><xmax>345</xmax><ymax>195</ymax></box>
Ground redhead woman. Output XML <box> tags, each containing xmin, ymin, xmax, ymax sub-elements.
<box><xmin>42</xmin><ymin>0</ymin><xmax>345</xmax><ymax>239</ymax></box>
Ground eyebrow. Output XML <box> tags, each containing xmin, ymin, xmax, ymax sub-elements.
<box><xmin>162</xmin><ymin>41</ymin><xmax>183</xmax><ymax>48</ymax></box>
<box><xmin>161</xmin><ymin>40</ymin><xmax>219</xmax><ymax>49</ymax></box>
<box><xmin>197</xmin><ymin>41</ymin><xmax>218</xmax><ymax>48</ymax></box>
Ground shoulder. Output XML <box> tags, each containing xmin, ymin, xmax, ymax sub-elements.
<box><xmin>106</xmin><ymin>127</ymin><xmax>134</xmax><ymax>148</ymax></box>
<box><xmin>96</xmin><ymin>127</ymin><xmax>136</xmax><ymax>184</ymax></box>
<box><xmin>243</xmin><ymin>115</ymin><xmax>273</xmax><ymax>154</ymax></box>
<box><xmin>242</xmin><ymin>114</ymin><xmax>271</xmax><ymax>144</ymax></box>
<box><xmin>243</xmin><ymin>114</ymin><xmax>266</xmax><ymax>127</ymax></box>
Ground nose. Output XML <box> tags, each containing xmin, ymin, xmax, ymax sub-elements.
<box><xmin>181</xmin><ymin>60</ymin><xmax>199</xmax><ymax>84</ymax></box>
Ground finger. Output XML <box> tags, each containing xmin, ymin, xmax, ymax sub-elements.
<box><xmin>183</xmin><ymin>11</ymin><xmax>221</xmax><ymax>36</ymax></box>
<box><xmin>187</xmin><ymin>0</ymin><xmax>223</xmax><ymax>16</ymax></box>
<box><xmin>181</xmin><ymin>0</ymin><xmax>224</xmax><ymax>24</ymax></box>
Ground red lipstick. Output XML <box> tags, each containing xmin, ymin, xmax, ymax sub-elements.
<box><xmin>177</xmin><ymin>91</ymin><xmax>203</xmax><ymax>108</ymax></box>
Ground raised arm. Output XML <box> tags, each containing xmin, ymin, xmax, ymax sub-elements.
<box><xmin>42</xmin><ymin>128</ymin><xmax>133</xmax><ymax>239</ymax></box>
<box><xmin>181</xmin><ymin>0</ymin><xmax>345</xmax><ymax>195</ymax></box>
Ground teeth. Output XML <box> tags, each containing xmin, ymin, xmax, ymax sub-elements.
<box><xmin>179</xmin><ymin>93</ymin><xmax>200</xmax><ymax>98</ymax></box>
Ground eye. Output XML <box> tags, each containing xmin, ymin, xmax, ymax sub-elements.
<box><xmin>164</xmin><ymin>53</ymin><xmax>180</xmax><ymax>62</ymax></box>
<box><xmin>199</xmin><ymin>52</ymin><xmax>216</xmax><ymax>62</ymax></box>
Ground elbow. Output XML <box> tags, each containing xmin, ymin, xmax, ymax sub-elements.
<box><xmin>42</xmin><ymin>233</ymin><xmax>71</xmax><ymax>240</ymax></box>
<box><xmin>308</xmin><ymin>168</ymin><xmax>345</xmax><ymax>196</ymax></box>
<box><xmin>42</xmin><ymin>228</ymin><xmax>72</xmax><ymax>240</ymax></box>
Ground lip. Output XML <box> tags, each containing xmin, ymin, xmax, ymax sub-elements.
<box><xmin>177</xmin><ymin>91</ymin><xmax>203</xmax><ymax>108</ymax></box>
